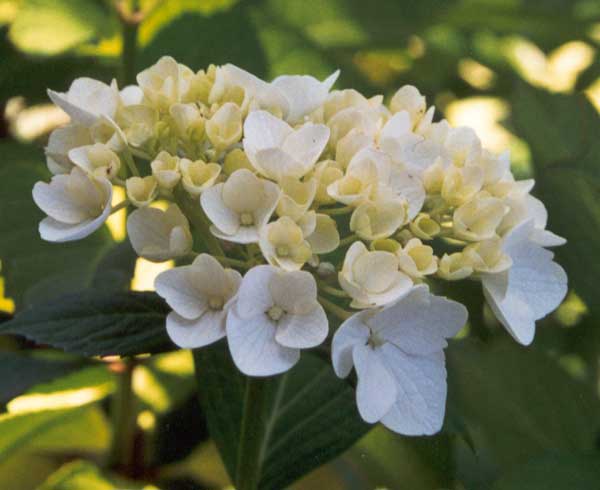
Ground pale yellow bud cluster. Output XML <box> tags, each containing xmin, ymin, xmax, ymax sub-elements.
<box><xmin>40</xmin><ymin>57</ymin><xmax>557</xmax><ymax>315</ymax></box>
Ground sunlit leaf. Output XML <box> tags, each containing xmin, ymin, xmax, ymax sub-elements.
<box><xmin>0</xmin><ymin>351</ymin><xmax>87</xmax><ymax>404</ymax></box>
<box><xmin>9</xmin><ymin>0</ymin><xmax>115</xmax><ymax>56</ymax></box>
<box><xmin>36</xmin><ymin>459</ymin><xmax>160</xmax><ymax>490</ymax></box>
<box><xmin>7</xmin><ymin>365</ymin><xmax>114</xmax><ymax>413</ymax></box>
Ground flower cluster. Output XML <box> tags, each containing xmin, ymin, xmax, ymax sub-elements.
<box><xmin>33</xmin><ymin>57</ymin><xmax>567</xmax><ymax>435</ymax></box>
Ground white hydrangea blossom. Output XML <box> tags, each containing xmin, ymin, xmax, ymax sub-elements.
<box><xmin>332</xmin><ymin>286</ymin><xmax>467</xmax><ymax>434</ymax></box>
<box><xmin>227</xmin><ymin>265</ymin><xmax>328</xmax><ymax>376</ymax></box>
<box><xmin>35</xmin><ymin>58</ymin><xmax>568</xmax><ymax>437</ymax></box>
<box><xmin>155</xmin><ymin>254</ymin><xmax>241</xmax><ymax>349</ymax></box>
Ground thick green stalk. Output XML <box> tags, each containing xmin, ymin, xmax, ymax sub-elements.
<box><xmin>108</xmin><ymin>359</ymin><xmax>137</xmax><ymax>472</ymax></box>
<box><xmin>118</xmin><ymin>0</ymin><xmax>141</xmax><ymax>87</ymax></box>
<box><xmin>235</xmin><ymin>377</ymin><xmax>269</xmax><ymax>490</ymax></box>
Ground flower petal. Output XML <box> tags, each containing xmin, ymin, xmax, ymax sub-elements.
<box><xmin>275</xmin><ymin>305</ymin><xmax>328</xmax><ymax>349</ymax></box>
<box><xmin>154</xmin><ymin>266</ymin><xmax>208</xmax><ymax>320</ymax></box>
<box><xmin>379</xmin><ymin>345</ymin><xmax>447</xmax><ymax>435</ymax></box>
<box><xmin>374</xmin><ymin>285</ymin><xmax>467</xmax><ymax>355</ymax></box>
<box><xmin>226</xmin><ymin>309</ymin><xmax>299</xmax><ymax>376</ymax></box>
<box><xmin>166</xmin><ymin>310</ymin><xmax>227</xmax><ymax>348</ymax></box>
<box><xmin>233</xmin><ymin>265</ymin><xmax>276</xmax><ymax>318</ymax></box>
<box><xmin>331</xmin><ymin>312</ymin><xmax>370</xmax><ymax>378</ymax></box>
<box><xmin>352</xmin><ymin>344</ymin><xmax>397</xmax><ymax>423</ymax></box>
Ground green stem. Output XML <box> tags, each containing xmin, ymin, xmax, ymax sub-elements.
<box><xmin>108</xmin><ymin>358</ymin><xmax>137</xmax><ymax>471</ymax></box>
<box><xmin>111</xmin><ymin>199</ymin><xmax>130</xmax><ymax>214</ymax></box>
<box><xmin>118</xmin><ymin>0</ymin><xmax>141</xmax><ymax>87</ymax></box>
<box><xmin>174</xmin><ymin>189</ymin><xmax>224</xmax><ymax>256</ymax></box>
<box><xmin>236</xmin><ymin>377</ymin><xmax>269</xmax><ymax>490</ymax></box>
<box><xmin>339</xmin><ymin>233</ymin><xmax>360</xmax><ymax>247</ymax></box>
<box><xmin>318</xmin><ymin>295</ymin><xmax>353</xmax><ymax>321</ymax></box>
<box><xmin>316</xmin><ymin>278</ymin><xmax>349</xmax><ymax>298</ymax></box>
<box><xmin>213</xmin><ymin>256</ymin><xmax>253</xmax><ymax>269</ymax></box>
<box><xmin>319</xmin><ymin>205</ymin><xmax>353</xmax><ymax>216</ymax></box>
<box><xmin>122</xmin><ymin>150</ymin><xmax>140</xmax><ymax>177</ymax></box>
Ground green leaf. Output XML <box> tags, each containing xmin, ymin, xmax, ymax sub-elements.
<box><xmin>0</xmin><ymin>142</ymin><xmax>114</xmax><ymax>309</ymax></box>
<box><xmin>193</xmin><ymin>341</ymin><xmax>370</xmax><ymax>490</ymax></box>
<box><xmin>7</xmin><ymin>365</ymin><xmax>114</xmax><ymax>413</ymax></box>
<box><xmin>0</xmin><ymin>351</ymin><xmax>86</xmax><ymax>404</ymax></box>
<box><xmin>139</xmin><ymin>2</ymin><xmax>267</xmax><ymax>76</ymax></box>
<box><xmin>0</xmin><ymin>290</ymin><xmax>173</xmax><ymax>356</ymax></box>
<box><xmin>36</xmin><ymin>460</ymin><xmax>160</xmax><ymax>490</ymax></box>
<box><xmin>9</xmin><ymin>0</ymin><xmax>114</xmax><ymax>56</ymax></box>
<box><xmin>0</xmin><ymin>407</ymin><xmax>110</xmax><ymax>489</ymax></box>
<box><xmin>491</xmin><ymin>451</ymin><xmax>600</xmax><ymax>490</ymax></box>
<box><xmin>511</xmin><ymin>84</ymin><xmax>600</xmax><ymax>176</ymax></box>
<box><xmin>446</xmin><ymin>338</ymin><xmax>600</xmax><ymax>470</ymax></box>
<box><xmin>91</xmin><ymin>241</ymin><xmax>138</xmax><ymax>292</ymax></box>
<box><xmin>0</xmin><ymin>408</ymin><xmax>84</xmax><ymax>464</ymax></box>
<box><xmin>510</xmin><ymin>85</ymin><xmax>600</xmax><ymax>314</ymax></box>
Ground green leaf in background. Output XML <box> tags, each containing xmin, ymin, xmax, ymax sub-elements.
<box><xmin>193</xmin><ymin>342</ymin><xmax>370</xmax><ymax>490</ymax></box>
<box><xmin>0</xmin><ymin>351</ymin><xmax>87</xmax><ymax>404</ymax></box>
<box><xmin>511</xmin><ymin>84</ymin><xmax>600</xmax><ymax>315</ymax></box>
<box><xmin>491</xmin><ymin>451</ymin><xmax>600</xmax><ymax>490</ymax></box>
<box><xmin>7</xmin><ymin>364</ymin><xmax>114</xmax><ymax>413</ymax></box>
<box><xmin>0</xmin><ymin>407</ymin><xmax>110</xmax><ymax>490</ymax></box>
<box><xmin>139</xmin><ymin>2</ymin><xmax>267</xmax><ymax>76</ymax></box>
<box><xmin>0</xmin><ymin>143</ymin><xmax>114</xmax><ymax>308</ymax></box>
<box><xmin>91</xmin><ymin>240</ymin><xmax>138</xmax><ymax>293</ymax></box>
<box><xmin>0</xmin><ymin>290</ymin><xmax>173</xmax><ymax>356</ymax></box>
<box><xmin>446</xmin><ymin>338</ymin><xmax>600</xmax><ymax>471</ymax></box>
<box><xmin>8</xmin><ymin>0</ymin><xmax>114</xmax><ymax>56</ymax></box>
<box><xmin>36</xmin><ymin>459</ymin><xmax>159</xmax><ymax>490</ymax></box>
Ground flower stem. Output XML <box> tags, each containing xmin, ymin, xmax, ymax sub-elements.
<box><xmin>108</xmin><ymin>358</ymin><xmax>137</xmax><ymax>472</ymax></box>
<box><xmin>318</xmin><ymin>295</ymin><xmax>353</xmax><ymax>321</ymax></box>
<box><xmin>122</xmin><ymin>150</ymin><xmax>140</xmax><ymax>177</ymax></box>
<box><xmin>319</xmin><ymin>205</ymin><xmax>353</xmax><ymax>216</ymax></box>
<box><xmin>111</xmin><ymin>199</ymin><xmax>130</xmax><ymax>214</ymax></box>
<box><xmin>235</xmin><ymin>376</ymin><xmax>269</xmax><ymax>490</ymax></box>
<box><xmin>213</xmin><ymin>256</ymin><xmax>253</xmax><ymax>270</ymax></box>
<box><xmin>339</xmin><ymin>233</ymin><xmax>360</xmax><ymax>247</ymax></box>
<box><xmin>117</xmin><ymin>0</ymin><xmax>142</xmax><ymax>87</ymax></box>
<box><xmin>316</xmin><ymin>278</ymin><xmax>349</xmax><ymax>298</ymax></box>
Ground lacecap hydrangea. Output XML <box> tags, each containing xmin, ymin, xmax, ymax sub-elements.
<box><xmin>34</xmin><ymin>57</ymin><xmax>568</xmax><ymax>436</ymax></box>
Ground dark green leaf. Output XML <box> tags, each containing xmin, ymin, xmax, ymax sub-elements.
<box><xmin>0</xmin><ymin>142</ymin><xmax>114</xmax><ymax>309</ymax></box>
<box><xmin>193</xmin><ymin>341</ymin><xmax>370</xmax><ymax>490</ymax></box>
<box><xmin>491</xmin><ymin>451</ymin><xmax>600</xmax><ymax>490</ymax></box>
<box><xmin>446</xmin><ymin>338</ymin><xmax>600</xmax><ymax>470</ymax></box>
<box><xmin>511</xmin><ymin>84</ymin><xmax>600</xmax><ymax>176</ymax></box>
<box><xmin>0</xmin><ymin>290</ymin><xmax>173</xmax><ymax>356</ymax></box>
<box><xmin>140</xmin><ymin>3</ymin><xmax>267</xmax><ymax>76</ymax></box>
<box><xmin>511</xmin><ymin>85</ymin><xmax>600</xmax><ymax>313</ymax></box>
<box><xmin>91</xmin><ymin>240</ymin><xmax>137</xmax><ymax>292</ymax></box>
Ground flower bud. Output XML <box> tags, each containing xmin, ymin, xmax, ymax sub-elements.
<box><xmin>206</xmin><ymin>102</ymin><xmax>243</xmax><ymax>150</ymax></box>
<box><xmin>409</xmin><ymin>213</ymin><xmax>441</xmax><ymax>240</ymax></box>
<box><xmin>126</xmin><ymin>176</ymin><xmax>158</xmax><ymax>207</ymax></box>
<box><xmin>127</xmin><ymin>204</ymin><xmax>193</xmax><ymax>262</ymax></box>
<box><xmin>180</xmin><ymin>158</ymin><xmax>221</xmax><ymax>197</ymax></box>
<box><xmin>151</xmin><ymin>151</ymin><xmax>181</xmax><ymax>190</ymax></box>
<box><xmin>437</xmin><ymin>252</ymin><xmax>473</xmax><ymax>281</ymax></box>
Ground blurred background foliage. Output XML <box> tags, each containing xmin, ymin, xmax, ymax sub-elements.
<box><xmin>1</xmin><ymin>0</ymin><xmax>600</xmax><ymax>489</ymax></box>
